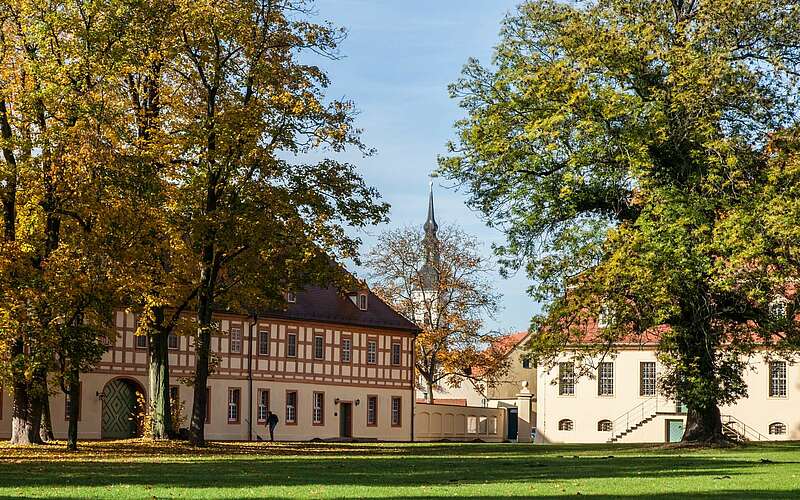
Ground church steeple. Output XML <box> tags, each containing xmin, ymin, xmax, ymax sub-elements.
<box><xmin>420</xmin><ymin>181</ymin><xmax>440</xmax><ymax>290</ymax></box>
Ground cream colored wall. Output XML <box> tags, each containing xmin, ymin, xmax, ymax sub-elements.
<box><xmin>416</xmin><ymin>379</ymin><xmax>486</xmax><ymax>407</ymax></box>
<box><xmin>414</xmin><ymin>403</ymin><xmax>506</xmax><ymax>442</ymax></box>
<box><xmin>487</xmin><ymin>340</ymin><xmax>537</xmax><ymax>401</ymax></box>
<box><xmin>536</xmin><ymin>349</ymin><xmax>800</xmax><ymax>444</ymax></box>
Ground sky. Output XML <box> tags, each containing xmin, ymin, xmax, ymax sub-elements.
<box><xmin>304</xmin><ymin>0</ymin><xmax>537</xmax><ymax>334</ymax></box>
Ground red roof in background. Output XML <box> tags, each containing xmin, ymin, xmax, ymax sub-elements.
<box><xmin>568</xmin><ymin>318</ymin><xmax>664</xmax><ymax>346</ymax></box>
<box><xmin>490</xmin><ymin>331</ymin><xmax>530</xmax><ymax>354</ymax></box>
<box><xmin>416</xmin><ymin>398</ymin><xmax>467</xmax><ymax>406</ymax></box>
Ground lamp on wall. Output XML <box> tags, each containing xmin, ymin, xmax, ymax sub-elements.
<box><xmin>95</xmin><ymin>391</ymin><xmax>105</xmax><ymax>400</ymax></box>
<box><xmin>334</xmin><ymin>398</ymin><xmax>340</xmax><ymax>405</ymax></box>
<box><xmin>355</xmin><ymin>399</ymin><xmax>360</xmax><ymax>406</ymax></box>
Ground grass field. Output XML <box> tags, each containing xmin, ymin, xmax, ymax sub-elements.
<box><xmin>1</xmin><ymin>440</ymin><xmax>799</xmax><ymax>498</ymax></box>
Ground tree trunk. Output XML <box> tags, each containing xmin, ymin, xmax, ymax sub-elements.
<box><xmin>148</xmin><ymin>307</ymin><xmax>172</xmax><ymax>440</ymax></box>
<box><xmin>9</xmin><ymin>339</ymin><xmax>43</xmax><ymax>445</ymax></box>
<box><xmin>39</xmin><ymin>387</ymin><xmax>55</xmax><ymax>443</ymax></box>
<box><xmin>66</xmin><ymin>370</ymin><xmax>80</xmax><ymax>451</ymax></box>
<box><xmin>682</xmin><ymin>405</ymin><xmax>724</xmax><ymax>444</ymax></box>
<box><xmin>426</xmin><ymin>379</ymin><xmax>434</xmax><ymax>404</ymax></box>
<box><xmin>189</xmin><ymin>281</ymin><xmax>214</xmax><ymax>447</ymax></box>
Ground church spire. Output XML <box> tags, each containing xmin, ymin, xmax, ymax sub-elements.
<box><xmin>424</xmin><ymin>180</ymin><xmax>438</xmax><ymax>235</ymax></box>
<box><xmin>420</xmin><ymin>181</ymin><xmax>440</xmax><ymax>290</ymax></box>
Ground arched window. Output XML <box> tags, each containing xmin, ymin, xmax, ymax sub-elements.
<box><xmin>769</xmin><ymin>422</ymin><xmax>787</xmax><ymax>435</ymax></box>
<box><xmin>558</xmin><ymin>419</ymin><xmax>574</xmax><ymax>431</ymax></box>
<box><xmin>597</xmin><ymin>419</ymin><xmax>612</xmax><ymax>432</ymax></box>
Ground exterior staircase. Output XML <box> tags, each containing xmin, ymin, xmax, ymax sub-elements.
<box><xmin>607</xmin><ymin>396</ymin><xmax>664</xmax><ymax>443</ymax></box>
<box><xmin>721</xmin><ymin>414</ymin><xmax>770</xmax><ymax>442</ymax></box>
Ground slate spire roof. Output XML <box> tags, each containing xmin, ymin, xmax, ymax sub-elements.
<box><xmin>420</xmin><ymin>181</ymin><xmax>440</xmax><ymax>290</ymax></box>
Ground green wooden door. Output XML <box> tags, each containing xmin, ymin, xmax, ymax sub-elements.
<box><xmin>667</xmin><ymin>419</ymin><xmax>684</xmax><ymax>443</ymax></box>
<box><xmin>102</xmin><ymin>379</ymin><xmax>138</xmax><ymax>439</ymax></box>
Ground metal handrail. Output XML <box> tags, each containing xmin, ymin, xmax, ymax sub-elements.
<box><xmin>609</xmin><ymin>395</ymin><xmax>662</xmax><ymax>439</ymax></box>
<box><xmin>721</xmin><ymin>414</ymin><xmax>770</xmax><ymax>442</ymax></box>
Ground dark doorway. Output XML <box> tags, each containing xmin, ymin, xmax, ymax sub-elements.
<box><xmin>101</xmin><ymin>378</ymin><xmax>145</xmax><ymax>439</ymax></box>
<box><xmin>339</xmin><ymin>402</ymin><xmax>353</xmax><ymax>438</ymax></box>
<box><xmin>507</xmin><ymin>407</ymin><xmax>518</xmax><ymax>440</ymax></box>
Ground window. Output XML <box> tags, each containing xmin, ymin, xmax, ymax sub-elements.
<box><xmin>169</xmin><ymin>386</ymin><xmax>179</xmax><ymax>405</ymax></box>
<box><xmin>205</xmin><ymin>388</ymin><xmax>211</xmax><ymax>424</ymax></box>
<box><xmin>558</xmin><ymin>419</ymin><xmax>574</xmax><ymax>431</ymax></box>
<box><xmin>391</xmin><ymin>343</ymin><xmax>401</xmax><ymax>365</ymax></box>
<box><xmin>598</xmin><ymin>362</ymin><xmax>614</xmax><ymax>396</ymax></box>
<box><xmin>227</xmin><ymin>388</ymin><xmax>240</xmax><ymax>423</ymax></box>
<box><xmin>287</xmin><ymin>333</ymin><xmax>297</xmax><ymax>357</ymax></box>
<box><xmin>285</xmin><ymin>390</ymin><xmax>297</xmax><ymax>424</ymax></box>
<box><xmin>770</xmin><ymin>297</ymin><xmax>789</xmax><ymax>319</ymax></box>
<box><xmin>769</xmin><ymin>422</ymin><xmax>787</xmax><ymax>435</ymax></box>
<box><xmin>367</xmin><ymin>396</ymin><xmax>377</xmax><ymax>426</ymax></box>
<box><xmin>64</xmin><ymin>385</ymin><xmax>81</xmax><ymax>421</ymax></box>
<box><xmin>522</xmin><ymin>358</ymin><xmax>531</xmax><ymax>369</ymax></box>
<box><xmin>391</xmin><ymin>397</ymin><xmax>401</xmax><ymax>426</ymax></box>
<box><xmin>640</xmin><ymin>362</ymin><xmax>657</xmax><ymax>396</ymax></box>
<box><xmin>769</xmin><ymin>361</ymin><xmax>787</xmax><ymax>398</ymax></box>
<box><xmin>358</xmin><ymin>293</ymin><xmax>368</xmax><ymax>311</ymax></box>
<box><xmin>135</xmin><ymin>334</ymin><xmax>147</xmax><ymax>349</ymax></box>
<box><xmin>314</xmin><ymin>335</ymin><xmax>324</xmax><ymax>359</ymax></box>
<box><xmin>312</xmin><ymin>392</ymin><xmax>324</xmax><ymax>425</ymax></box>
<box><xmin>168</xmin><ymin>333</ymin><xmax>179</xmax><ymax>350</ymax></box>
<box><xmin>341</xmin><ymin>338</ymin><xmax>352</xmax><ymax>363</ymax></box>
<box><xmin>258</xmin><ymin>329</ymin><xmax>270</xmax><ymax>356</ymax></box>
<box><xmin>287</xmin><ymin>291</ymin><xmax>296</xmax><ymax>303</ymax></box>
<box><xmin>559</xmin><ymin>362</ymin><xmax>575</xmax><ymax>396</ymax></box>
<box><xmin>367</xmin><ymin>340</ymin><xmax>377</xmax><ymax>364</ymax></box>
<box><xmin>597</xmin><ymin>420</ymin><xmax>612</xmax><ymax>432</ymax></box>
<box><xmin>467</xmin><ymin>416</ymin><xmax>477</xmax><ymax>434</ymax></box>
<box><xmin>257</xmin><ymin>389</ymin><xmax>270</xmax><ymax>423</ymax></box>
<box><xmin>230</xmin><ymin>327</ymin><xmax>242</xmax><ymax>354</ymax></box>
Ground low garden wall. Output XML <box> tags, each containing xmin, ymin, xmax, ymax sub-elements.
<box><xmin>414</xmin><ymin>403</ymin><xmax>506</xmax><ymax>442</ymax></box>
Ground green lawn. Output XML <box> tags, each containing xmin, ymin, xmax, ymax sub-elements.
<box><xmin>1</xmin><ymin>440</ymin><xmax>799</xmax><ymax>498</ymax></box>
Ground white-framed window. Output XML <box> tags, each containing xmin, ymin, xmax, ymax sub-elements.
<box><xmin>258</xmin><ymin>329</ymin><xmax>269</xmax><ymax>356</ymax></box>
<box><xmin>597</xmin><ymin>420</ymin><xmax>612</xmax><ymax>432</ymax></box>
<box><xmin>257</xmin><ymin>389</ymin><xmax>269</xmax><ymax>423</ymax></box>
<box><xmin>391</xmin><ymin>397</ymin><xmax>401</xmax><ymax>426</ymax></box>
<box><xmin>287</xmin><ymin>291</ymin><xmax>297</xmax><ymax>303</ymax></box>
<box><xmin>558</xmin><ymin>419</ymin><xmax>574</xmax><ymax>431</ymax></box>
<box><xmin>367</xmin><ymin>396</ymin><xmax>377</xmax><ymax>426</ymax></box>
<box><xmin>640</xmin><ymin>361</ymin><xmax>656</xmax><ymax>396</ymax></box>
<box><xmin>287</xmin><ymin>333</ymin><xmax>297</xmax><ymax>357</ymax></box>
<box><xmin>227</xmin><ymin>388</ymin><xmax>240</xmax><ymax>423</ymax></box>
<box><xmin>314</xmin><ymin>335</ymin><xmax>324</xmax><ymax>359</ymax></box>
<box><xmin>358</xmin><ymin>293</ymin><xmax>368</xmax><ymax>311</ymax></box>
<box><xmin>341</xmin><ymin>338</ymin><xmax>352</xmax><ymax>363</ymax></box>
<box><xmin>168</xmin><ymin>333</ymin><xmax>179</xmax><ymax>350</ymax></box>
<box><xmin>230</xmin><ymin>327</ymin><xmax>242</xmax><ymax>354</ymax></box>
<box><xmin>135</xmin><ymin>335</ymin><xmax>147</xmax><ymax>348</ymax></box>
<box><xmin>522</xmin><ymin>358</ymin><xmax>531</xmax><ymax>369</ymax></box>
<box><xmin>769</xmin><ymin>361</ymin><xmax>787</xmax><ymax>398</ymax></box>
<box><xmin>559</xmin><ymin>362</ymin><xmax>575</xmax><ymax>396</ymax></box>
<box><xmin>285</xmin><ymin>391</ymin><xmax>297</xmax><ymax>424</ymax></box>
<box><xmin>367</xmin><ymin>340</ymin><xmax>377</xmax><ymax>364</ymax></box>
<box><xmin>312</xmin><ymin>392</ymin><xmax>324</xmax><ymax>425</ymax></box>
<box><xmin>391</xmin><ymin>343</ymin><xmax>401</xmax><ymax>365</ymax></box>
<box><xmin>769</xmin><ymin>422</ymin><xmax>787</xmax><ymax>435</ymax></box>
<box><xmin>597</xmin><ymin>362</ymin><xmax>614</xmax><ymax>396</ymax></box>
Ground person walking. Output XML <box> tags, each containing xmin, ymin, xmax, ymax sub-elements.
<box><xmin>266</xmin><ymin>411</ymin><xmax>279</xmax><ymax>441</ymax></box>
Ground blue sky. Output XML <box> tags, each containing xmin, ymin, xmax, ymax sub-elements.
<box><xmin>306</xmin><ymin>0</ymin><xmax>537</xmax><ymax>333</ymax></box>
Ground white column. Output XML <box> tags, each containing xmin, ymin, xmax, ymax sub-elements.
<box><xmin>516</xmin><ymin>381</ymin><xmax>534</xmax><ymax>443</ymax></box>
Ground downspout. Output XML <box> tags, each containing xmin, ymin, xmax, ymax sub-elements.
<box><xmin>410</xmin><ymin>334</ymin><xmax>417</xmax><ymax>443</ymax></box>
<box><xmin>247</xmin><ymin>312</ymin><xmax>257</xmax><ymax>442</ymax></box>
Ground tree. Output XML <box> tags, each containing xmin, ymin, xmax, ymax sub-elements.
<box><xmin>440</xmin><ymin>0</ymin><xmax>800</xmax><ymax>443</ymax></box>
<box><xmin>0</xmin><ymin>0</ymin><xmax>154</xmax><ymax>448</ymax></box>
<box><xmin>161</xmin><ymin>0</ymin><xmax>388</xmax><ymax>447</ymax></box>
<box><xmin>366</xmin><ymin>223</ymin><xmax>504</xmax><ymax>403</ymax></box>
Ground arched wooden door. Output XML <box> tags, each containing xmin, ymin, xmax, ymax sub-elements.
<box><xmin>101</xmin><ymin>379</ymin><xmax>142</xmax><ymax>439</ymax></box>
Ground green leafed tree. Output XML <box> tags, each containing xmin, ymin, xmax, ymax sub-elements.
<box><xmin>440</xmin><ymin>0</ymin><xmax>800</xmax><ymax>443</ymax></box>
